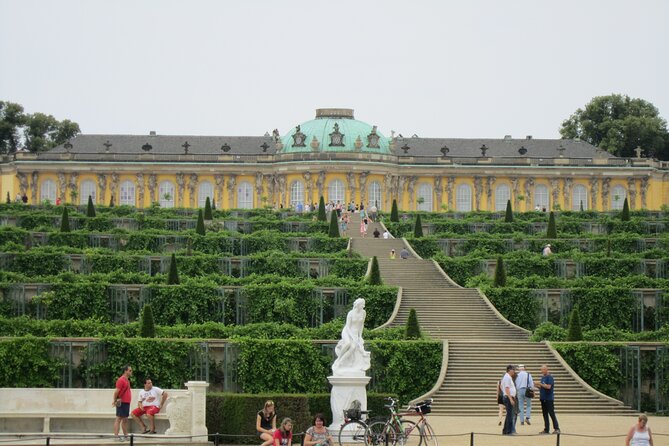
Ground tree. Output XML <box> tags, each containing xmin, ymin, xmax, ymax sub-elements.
<box><xmin>547</xmin><ymin>211</ymin><xmax>557</xmax><ymax>239</ymax></box>
<box><xmin>328</xmin><ymin>209</ymin><xmax>340</xmax><ymax>237</ymax></box>
<box><xmin>405</xmin><ymin>308</ymin><xmax>422</xmax><ymax>339</ymax></box>
<box><xmin>493</xmin><ymin>256</ymin><xmax>506</xmax><ymax>287</ymax></box>
<box><xmin>86</xmin><ymin>195</ymin><xmax>96</xmax><ymax>217</ymax></box>
<box><xmin>5</xmin><ymin>192</ymin><xmax>10</xmax><ymax>204</ymax></box>
<box><xmin>196</xmin><ymin>209</ymin><xmax>206</xmax><ymax>235</ymax></box>
<box><xmin>413</xmin><ymin>214</ymin><xmax>423</xmax><ymax>237</ymax></box>
<box><xmin>621</xmin><ymin>197</ymin><xmax>630</xmax><ymax>221</ymax></box>
<box><xmin>504</xmin><ymin>200</ymin><xmax>513</xmax><ymax>223</ymax></box>
<box><xmin>167</xmin><ymin>253</ymin><xmax>180</xmax><ymax>285</ymax></box>
<box><xmin>204</xmin><ymin>197</ymin><xmax>213</xmax><ymax>220</ymax></box>
<box><xmin>317</xmin><ymin>196</ymin><xmax>326</xmax><ymax>221</ymax></box>
<box><xmin>139</xmin><ymin>304</ymin><xmax>156</xmax><ymax>338</ymax></box>
<box><xmin>368</xmin><ymin>256</ymin><xmax>382</xmax><ymax>285</ymax></box>
<box><xmin>0</xmin><ymin>101</ymin><xmax>26</xmax><ymax>154</ymax></box>
<box><xmin>560</xmin><ymin>94</ymin><xmax>669</xmax><ymax>160</ymax></box>
<box><xmin>60</xmin><ymin>207</ymin><xmax>70</xmax><ymax>232</ymax></box>
<box><xmin>23</xmin><ymin>112</ymin><xmax>81</xmax><ymax>153</ymax></box>
<box><xmin>566</xmin><ymin>307</ymin><xmax>583</xmax><ymax>341</ymax></box>
<box><xmin>390</xmin><ymin>199</ymin><xmax>399</xmax><ymax>222</ymax></box>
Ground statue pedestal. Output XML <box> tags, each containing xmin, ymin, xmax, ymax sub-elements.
<box><xmin>328</xmin><ymin>375</ymin><xmax>371</xmax><ymax>431</ymax></box>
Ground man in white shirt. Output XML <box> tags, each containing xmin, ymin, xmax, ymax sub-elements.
<box><xmin>131</xmin><ymin>378</ymin><xmax>168</xmax><ymax>434</ymax></box>
<box><xmin>501</xmin><ymin>364</ymin><xmax>517</xmax><ymax>435</ymax></box>
<box><xmin>515</xmin><ymin>364</ymin><xmax>534</xmax><ymax>426</ymax></box>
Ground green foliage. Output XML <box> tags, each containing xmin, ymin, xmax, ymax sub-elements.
<box><xmin>328</xmin><ymin>210</ymin><xmax>340</xmax><ymax>237</ymax></box>
<box><xmin>390</xmin><ymin>199</ymin><xmax>399</xmax><ymax>222</ymax></box>
<box><xmin>167</xmin><ymin>253</ymin><xmax>180</xmax><ymax>285</ymax></box>
<box><xmin>204</xmin><ymin>197</ymin><xmax>213</xmax><ymax>220</ymax></box>
<box><xmin>530</xmin><ymin>322</ymin><xmax>567</xmax><ymax>342</ymax></box>
<box><xmin>621</xmin><ymin>198</ymin><xmax>630</xmax><ymax>221</ymax></box>
<box><xmin>0</xmin><ymin>337</ymin><xmax>66</xmax><ymax>387</ymax></box>
<box><xmin>60</xmin><ymin>206</ymin><xmax>70</xmax><ymax>232</ymax></box>
<box><xmin>413</xmin><ymin>214</ymin><xmax>423</xmax><ymax>237</ymax></box>
<box><xmin>86</xmin><ymin>195</ymin><xmax>96</xmax><ymax>218</ymax></box>
<box><xmin>196</xmin><ymin>209</ymin><xmax>206</xmax><ymax>235</ymax></box>
<box><xmin>547</xmin><ymin>211</ymin><xmax>557</xmax><ymax>238</ymax></box>
<box><xmin>566</xmin><ymin>307</ymin><xmax>583</xmax><ymax>341</ymax></box>
<box><xmin>5</xmin><ymin>192</ymin><xmax>10</xmax><ymax>204</ymax></box>
<box><xmin>404</xmin><ymin>308</ymin><xmax>422</xmax><ymax>340</ymax></box>
<box><xmin>139</xmin><ymin>304</ymin><xmax>156</xmax><ymax>338</ymax></box>
<box><xmin>317</xmin><ymin>196</ymin><xmax>326</xmax><ymax>221</ymax></box>
<box><xmin>368</xmin><ymin>256</ymin><xmax>382</xmax><ymax>285</ymax></box>
<box><xmin>553</xmin><ymin>342</ymin><xmax>624</xmax><ymax>397</ymax></box>
<box><xmin>504</xmin><ymin>200</ymin><xmax>513</xmax><ymax>222</ymax></box>
<box><xmin>493</xmin><ymin>256</ymin><xmax>506</xmax><ymax>287</ymax></box>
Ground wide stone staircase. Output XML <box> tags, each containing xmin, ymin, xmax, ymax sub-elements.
<box><xmin>347</xmin><ymin>212</ymin><xmax>634</xmax><ymax>415</ymax></box>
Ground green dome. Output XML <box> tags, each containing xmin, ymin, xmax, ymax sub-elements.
<box><xmin>280</xmin><ymin>108</ymin><xmax>391</xmax><ymax>154</ymax></box>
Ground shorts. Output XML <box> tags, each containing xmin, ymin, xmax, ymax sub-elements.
<box><xmin>116</xmin><ymin>402</ymin><xmax>130</xmax><ymax>418</ymax></box>
<box><xmin>132</xmin><ymin>406</ymin><xmax>160</xmax><ymax>417</ymax></box>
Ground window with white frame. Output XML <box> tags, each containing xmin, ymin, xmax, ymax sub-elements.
<box><xmin>535</xmin><ymin>184</ymin><xmax>549</xmax><ymax>210</ymax></box>
<box><xmin>494</xmin><ymin>184</ymin><xmax>511</xmax><ymax>211</ymax></box>
<box><xmin>610</xmin><ymin>185</ymin><xmax>627</xmax><ymax>210</ymax></box>
<box><xmin>456</xmin><ymin>184</ymin><xmax>472</xmax><ymax>212</ymax></box>
<box><xmin>328</xmin><ymin>179</ymin><xmax>345</xmax><ymax>204</ymax></box>
<box><xmin>572</xmin><ymin>185</ymin><xmax>588</xmax><ymax>210</ymax></box>
<box><xmin>368</xmin><ymin>181</ymin><xmax>382</xmax><ymax>210</ymax></box>
<box><xmin>237</xmin><ymin>181</ymin><xmax>253</xmax><ymax>209</ymax></box>
<box><xmin>80</xmin><ymin>180</ymin><xmax>96</xmax><ymax>205</ymax></box>
<box><xmin>40</xmin><ymin>179</ymin><xmax>56</xmax><ymax>203</ymax></box>
<box><xmin>198</xmin><ymin>181</ymin><xmax>214</xmax><ymax>208</ymax></box>
<box><xmin>290</xmin><ymin>181</ymin><xmax>304</xmax><ymax>209</ymax></box>
<box><xmin>417</xmin><ymin>183</ymin><xmax>433</xmax><ymax>211</ymax></box>
<box><xmin>159</xmin><ymin>181</ymin><xmax>175</xmax><ymax>208</ymax></box>
<box><xmin>119</xmin><ymin>180</ymin><xmax>135</xmax><ymax>206</ymax></box>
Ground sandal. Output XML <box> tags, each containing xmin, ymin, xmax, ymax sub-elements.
<box><xmin>150</xmin><ymin>431</ymin><xmax>157</xmax><ymax>434</ymax></box>
<box><xmin>142</xmin><ymin>429</ymin><xmax>151</xmax><ymax>434</ymax></box>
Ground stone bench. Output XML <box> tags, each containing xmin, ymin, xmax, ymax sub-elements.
<box><xmin>0</xmin><ymin>381</ymin><xmax>208</xmax><ymax>442</ymax></box>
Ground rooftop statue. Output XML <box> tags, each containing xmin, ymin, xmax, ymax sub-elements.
<box><xmin>332</xmin><ymin>298</ymin><xmax>371</xmax><ymax>377</ymax></box>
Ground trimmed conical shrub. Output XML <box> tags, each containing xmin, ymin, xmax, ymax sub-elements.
<box><xmin>318</xmin><ymin>196</ymin><xmax>326</xmax><ymax>221</ymax></box>
<box><xmin>211</xmin><ymin>200</ymin><xmax>216</xmax><ymax>210</ymax></box>
<box><xmin>5</xmin><ymin>192</ymin><xmax>10</xmax><ymax>204</ymax></box>
<box><xmin>109</xmin><ymin>195</ymin><xmax>115</xmax><ymax>207</ymax></box>
<box><xmin>60</xmin><ymin>207</ymin><xmax>70</xmax><ymax>232</ymax></box>
<box><xmin>328</xmin><ymin>209</ymin><xmax>340</xmax><ymax>237</ymax></box>
<box><xmin>390</xmin><ymin>199</ymin><xmax>399</xmax><ymax>222</ymax></box>
<box><xmin>547</xmin><ymin>211</ymin><xmax>557</xmax><ymax>239</ymax></box>
<box><xmin>196</xmin><ymin>209</ymin><xmax>205</xmax><ymax>235</ymax></box>
<box><xmin>139</xmin><ymin>304</ymin><xmax>156</xmax><ymax>338</ymax></box>
<box><xmin>368</xmin><ymin>256</ymin><xmax>382</xmax><ymax>285</ymax></box>
<box><xmin>86</xmin><ymin>195</ymin><xmax>96</xmax><ymax>217</ymax></box>
<box><xmin>493</xmin><ymin>256</ymin><xmax>506</xmax><ymax>287</ymax></box>
<box><xmin>204</xmin><ymin>197</ymin><xmax>213</xmax><ymax>220</ymax></box>
<box><xmin>580</xmin><ymin>200</ymin><xmax>584</xmax><ymax>212</ymax></box>
<box><xmin>413</xmin><ymin>214</ymin><xmax>424</xmax><ymax>237</ymax></box>
<box><xmin>566</xmin><ymin>307</ymin><xmax>583</xmax><ymax>341</ymax></box>
<box><xmin>405</xmin><ymin>308</ymin><xmax>422</xmax><ymax>340</ymax></box>
<box><xmin>621</xmin><ymin>197</ymin><xmax>630</xmax><ymax>221</ymax></box>
<box><xmin>504</xmin><ymin>200</ymin><xmax>513</xmax><ymax>222</ymax></box>
<box><xmin>167</xmin><ymin>253</ymin><xmax>180</xmax><ymax>285</ymax></box>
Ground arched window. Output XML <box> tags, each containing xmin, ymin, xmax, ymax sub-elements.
<box><xmin>80</xmin><ymin>180</ymin><xmax>96</xmax><ymax>205</ymax></box>
<box><xmin>572</xmin><ymin>184</ymin><xmax>588</xmax><ymax>210</ymax></box>
<box><xmin>417</xmin><ymin>183</ymin><xmax>433</xmax><ymax>211</ymax></box>
<box><xmin>328</xmin><ymin>179</ymin><xmax>345</xmax><ymax>204</ymax></box>
<box><xmin>535</xmin><ymin>184</ymin><xmax>549</xmax><ymax>210</ymax></box>
<box><xmin>494</xmin><ymin>184</ymin><xmax>511</xmax><ymax>211</ymax></box>
<box><xmin>198</xmin><ymin>181</ymin><xmax>214</xmax><ymax>208</ymax></box>
<box><xmin>368</xmin><ymin>181</ymin><xmax>382</xmax><ymax>210</ymax></box>
<box><xmin>237</xmin><ymin>181</ymin><xmax>253</xmax><ymax>209</ymax></box>
<box><xmin>456</xmin><ymin>184</ymin><xmax>472</xmax><ymax>212</ymax></box>
<box><xmin>290</xmin><ymin>181</ymin><xmax>304</xmax><ymax>209</ymax></box>
<box><xmin>40</xmin><ymin>179</ymin><xmax>56</xmax><ymax>203</ymax></box>
<box><xmin>610</xmin><ymin>185</ymin><xmax>627</xmax><ymax>210</ymax></box>
<box><xmin>119</xmin><ymin>180</ymin><xmax>135</xmax><ymax>206</ymax></box>
<box><xmin>159</xmin><ymin>181</ymin><xmax>175</xmax><ymax>208</ymax></box>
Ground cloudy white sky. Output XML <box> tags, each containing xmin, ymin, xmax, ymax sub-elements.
<box><xmin>1</xmin><ymin>0</ymin><xmax>667</xmax><ymax>139</ymax></box>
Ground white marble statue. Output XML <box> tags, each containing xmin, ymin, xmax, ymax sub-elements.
<box><xmin>332</xmin><ymin>298</ymin><xmax>371</xmax><ymax>377</ymax></box>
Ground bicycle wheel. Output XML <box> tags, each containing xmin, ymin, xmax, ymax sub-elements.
<box><xmin>420</xmin><ymin>421</ymin><xmax>437</xmax><ymax>446</ymax></box>
<box><xmin>338</xmin><ymin>420</ymin><xmax>369</xmax><ymax>446</ymax></box>
<box><xmin>395</xmin><ymin>420</ymin><xmax>421</xmax><ymax>446</ymax></box>
<box><xmin>366</xmin><ymin>420</ymin><xmax>390</xmax><ymax>446</ymax></box>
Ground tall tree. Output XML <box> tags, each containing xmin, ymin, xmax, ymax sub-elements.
<box><xmin>560</xmin><ymin>94</ymin><xmax>669</xmax><ymax>160</ymax></box>
<box><xmin>404</xmin><ymin>308</ymin><xmax>422</xmax><ymax>340</ymax></box>
<box><xmin>204</xmin><ymin>197</ymin><xmax>213</xmax><ymax>220</ymax></box>
<box><xmin>167</xmin><ymin>253</ymin><xmax>180</xmax><ymax>285</ymax></box>
<box><xmin>328</xmin><ymin>209</ymin><xmax>340</xmax><ymax>237</ymax></box>
<box><xmin>413</xmin><ymin>214</ymin><xmax>423</xmax><ymax>237</ymax></box>
<box><xmin>390</xmin><ymin>199</ymin><xmax>399</xmax><ymax>222</ymax></box>
<box><xmin>547</xmin><ymin>211</ymin><xmax>557</xmax><ymax>239</ymax></box>
<box><xmin>86</xmin><ymin>195</ymin><xmax>96</xmax><ymax>217</ymax></box>
<box><xmin>60</xmin><ymin>207</ymin><xmax>70</xmax><ymax>232</ymax></box>
<box><xmin>368</xmin><ymin>256</ymin><xmax>382</xmax><ymax>285</ymax></box>
<box><xmin>0</xmin><ymin>101</ymin><xmax>26</xmax><ymax>154</ymax></box>
<box><xmin>504</xmin><ymin>200</ymin><xmax>513</xmax><ymax>223</ymax></box>
<box><xmin>317</xmin><ymin>196</ymin><xmax>326</xmax><ymax>221</ymax></box>
<box><xmin>196</xmin><ymin>209</ymin><xmax>206</xmax><ymax>235</ymax></box>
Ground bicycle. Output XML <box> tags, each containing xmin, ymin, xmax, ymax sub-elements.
<box><xmin>366</xmin><ymin>398</ymin><xmax>437</xmax><ymax>446</ymax></box>
<box><xmin>337</xmin><ymin>408</ymin><xmax>373</xmax><ymax>446</ymax></box>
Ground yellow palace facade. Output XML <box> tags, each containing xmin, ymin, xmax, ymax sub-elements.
<box><xmin>1</xmin><ymin>108</ymin><xmax>668</xmax><ymax>212</ymax></box>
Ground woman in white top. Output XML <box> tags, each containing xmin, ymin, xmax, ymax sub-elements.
<box><xmin>625</xmin><ymin>414</ymin><xmax>654</xmax><ymax>446</ymax></box>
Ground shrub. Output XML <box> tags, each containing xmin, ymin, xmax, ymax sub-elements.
<box><xmin>547</xmin><ymin>211</ymin><xmax>557</xmax><ymax>238</ymax></box>
<box><xmin>413</xmin><ymin>214</ymin><xmax>423</xmax><ymax>237</ymax></box>
<box><xmin>567</xmin><ymin>307</ymin><xmax>583</xmax><ymax>341</ymax></box>
<box><xmin>167</xmin><ymin>253</ymin><xmax>180</xmax><ymax>285</ymax></box>
<box><xmin>530</xmin><ymin>322</ymin><xmax>567</xmax><ymax>342</ymax></box>
<box><xmin>504</xmin><ymin>200</ymin><xmax>513</xmax><ymax>222</ymax></box>
<box><xmin>328</xmin><ymin>210</ymin><xmax>339</xmax><ymax>237</ymax></box>
<box><xmin>368</xmin><ymin>256</ymin><xmax>382</xmax><ymax>285</ymax></box>
<box><xmin>86</xmin><ymin>195</ymin><xmax>96</xmax><ymax>218</ymax></box>
<box><xmin>60</xmin><ymin>207</ymin><xmax>70</xmax><ymax>232</ymax></box>
<box><xmin>404</xmin><ymin>308</ymin><xmax>422</xmax><ymax>339</ymax></box>
<box><xmin>204</xmin><ymin>197</ymin><xmax>213</xmax><ymax>220</ymax></box>
<box><xmin>390</xmin><ymin>199</ymin><xmax>399</xmax><ymax>222</ymax></box>
<box><xmin>140</xmin><ymin>304</ymin><xmax>156</xmax><ymax>338</ymax></box>
<box><xmin>493</xmin><ymin>256</ymin><xmax>506</xmax><ymax>287</ymax></box>
<box><xmin>196</xmin><ymin>209</ymin><xmax>206</xmax><ymax>235</ymax></box>
<box><xmin>317</xmin><ymin>197</ymin><xmax>326</xmax><ymax>221</ymax></box>
<box><xmin>621</xmin><ymin>198</ymin><xmax>630</xmax><ymax>221</ymax></box>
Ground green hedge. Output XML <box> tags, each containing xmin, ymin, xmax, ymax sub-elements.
<box><xmin>0</xmin><ymin>337</ymin><xmax>66</xmax><ymax>387</ymax></box>
<box><xmin>552</xmin><ymin>342</ymin><xmax>624</xmax><ymax>398</ymax></box>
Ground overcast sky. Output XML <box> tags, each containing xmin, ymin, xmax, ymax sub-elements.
<box><xmin>1</xmin><ymin>0</ymin><xmax>667</xmax><ymax>140</ymax></box>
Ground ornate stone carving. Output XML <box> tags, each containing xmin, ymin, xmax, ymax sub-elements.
<box><xmin>589</xmin><ymin>177</ymin><xmax>599</xmax><ymax>210</ymax></box>
<box><xmin>359</xmin><ymin>171</ymin><xmax>369</xmax><ymax>204</ymax></box>
<box><xmin>292</xmin><ymin>125</ymin><xmax>306</xmax><ymax>147</ymax></box>
<box><xmin>550</xmin><ymin>178</ymin><xmax>560</xmax><ymax>210</ymax></box>
<box><xmin>267</xmin><ymin>173</ymin><xmax>277</xmax><ymax>205</ymax></box>
<box><xmin>434</xmin><ymin>176</ymin><xmax>443</xmax><ymax>209</ymax></box>
<box><xmin>57</xmin><ymin>172</ymin><xmax>67</xmax><ymax>202</ymax></box>
<box><xmin>68</xmin><ymin>172</ymin><xmax>78</xmax><ymax>202</ymax></box>
<box><xmin>255</xmin><ymin>172</ymin><xmax>264</xmax><ymax>200</ymax></box>
<box><xmin>473</xmin><ymin>176</ymin><xmax>483</xmax><ymax>211</ymax></box>
<box><xmin>407</xmin><ymin>176</ymin><xmax>417</xmax><ymax>210</ymax></box>
<box><xmin>563</xmin><ymin>178</ymin><xmax>573</xmax><ymax>208</ymax></box>
<box><xmin>390</xmin><ymin>176</ymin><xmax>400</xmax><ymax>204</ymax></box>
<box><xmin>398</xmin><ymin>176</ymin><xmax>408</xmax><ymax>209</ymax></box>
<box><xmin>310</xmin><ymin>136</ymin><xmax>320</xmax><ymax>151</ymax></box>
<box><xmin>278</xmin><ymin>174</ymin><xmax>287</xmax><ymax>206</ymax></box>
<box><xmin>485</xmin><ymin>176</ymin><xmax>496</xmax><ymax>210</ymax></box>
<box><xmin>317</xmin><ymin>171</ymin><xmax>326</xmax><ymax>201</ymax></box>
<box><xmin>214</xmin><ymin>175</ymin><xmax>224</xmax><ymax>209</ymax></box>
<box><xmin>303</xmin><ymin>172</ymin><xmax>313</xmax><ymax>205</ymax></box>
<box><xmin>627</xmin><ymin>178</ymin><xmax>637</xmax><ymax>209</ymax></box>
<box><xmin>148</xmin><ymin>174</ymin><xmax>157</xmax><ymax>203</ymax></box>
<box><xmin>640</xmin><ymin>177</ymin><xmax>649</xmax><ymax>209</ymax></box>
<box><xmin>384</xmin><ymin>173</ymin><xmax>393</xmax><ymax>208</ymax></box>
<box><xmin>188</xmin><ymin>173</ymin><xmax>199</xmax><ymax>208</ymax></box>
<box><xmin>524</xmin><ymin>177</ymin><xmax>535</xmax><ymax>212</ymax></box>
<box><xmin>601</xmin><ymin>177</ymin><xmax>611</xmax><ymax>210</ymax></box>
<box><xmin>129</xmin><ymin>173</ymin><xmax>140</xmax><ymax>206</ymax></box>
<box><xmin>97</xmin><ymin>174</ymin><xmax>107</xmax><ymax>205</ymax></box>
<box><xmin>354</xmin><ymin>136</ymin><xmax>363</xmax><ymax>151</ymax></box>
<box><xmin>165</xmin><ymin>395</ymin><xmax>190</xmax><ymax>435</ymax></box>
<box><xmin>346</xmin><ymin>172</ymin><xmax>357</xmax><ymax>204</ymax></box>
<box><xmin>329</xmin><ymin>123</ymin><xmax>344</xmax><ymax>147</ymax></box>
<box><xmin>227</xmin><ymin>175</ymin><xmax>237</xmax><ymax>209</ymax></box>
<box><xmin>510</xmin><ymin>177</ymin><xmax>520</xmax><ymax>209</ymax></box>
<box><xmin>446</xmin><ymin>176</ymin><xmax>455</xmax><ymax>210</ymax></box>
<box><xmin>367</xmin><ymin>126</ymin><xmax>380</xmax><ymax>148</ymax></box>
<box><xmin>16</xmin><ymin>172</ymin><xmax>28</xmax><ymax>197</ymax></box>
<box><xmin>176</xmin><ymin>173</ymin><xmax>186</xmax><ymax>207</ymax></box>
<box><xmin>30</xmin><ymin>171</ymin><xmax>38</xmax><ymax>203</ymax></box>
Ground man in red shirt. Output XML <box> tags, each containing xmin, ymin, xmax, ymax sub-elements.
<box><xmin>112</xmin><ymin>365</ymin><xmax>133</xmax><ymax>441</ymax></box>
